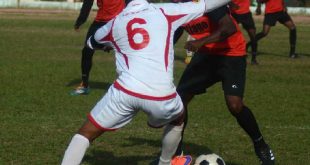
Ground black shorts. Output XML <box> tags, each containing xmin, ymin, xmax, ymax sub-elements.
<box><xmin>264</xmin><ymin>11</ymin><xmax>292</xmax><ymax>26</ymax></box>
<box><xmin>84</xmin><ymin>21</ymin><xmax>107</xmax><ymax>44</ymax></box>
<box><xmin>232</xmin><ymin>12</ymin><xmax>256</xmax><ymax>30</ymax></box>
<box><xmin>177</xmin><ymin>52</ymin><xmax>247</xmax><ymax>97</ymax></box>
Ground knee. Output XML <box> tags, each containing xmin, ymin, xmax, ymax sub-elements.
<box><xmin>77</xmin><ymin>121</ymin><xmax>104</xmax><ymax>142</ymax></box>
<box><xmin>227</xmin><ymin>102</ymin><xmax>244</xmax><ymax>115</ymax></box>
<box><xmin>262</xmin><ymin>31</ymin><xmax>268</xmax><ymax>37</ymax></box>
<box><xmin>290</xmin><ymin>26</ymin><xmax>296</xmax><ymax>31</ymax></box>
<box><xmin>170</xmin><ymin>110</ymin><xmax>185</xmax><ymax>126</ymax></box>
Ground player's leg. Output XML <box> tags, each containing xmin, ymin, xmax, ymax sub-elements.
<box><xmin>255</xmin><ymin>24</ymin><xmax>271</xmax><ymax>43</ymax></box>
<box><xmin>242</xmin><ymin>13</ymin><xmax>258</xmax><ymax>65</ymax></box>
<box><xmin>61</xmin><ymin>120</ymin><xmax>104</xmax><ymax>165</ymax></box>
<box><xmin>145</xmin><ymin>94</ymin><xmax>188</xmax><ymax>165</ymax></box>
<box><xmin>225</xmin><ymin>96</ymin><xmax>265</xmax><ymax>146</ymax></box>
<box><xmin>254</xmin><ymin>12</ymin><xmax>276</xmax><ymax>50</ymax></box>
<box><xmin>221</xmin><ymin>56</ymin><xmax>274</xmax><ymax>165</ymax></box>
<box><xmin>173</xmin><ymin>93</ymin><xmax>193</xmax><ymax>156</ymax></box>
<box><xmin>247</xmin><ymin>28</ymin><xmax>258</xmax><ymax>64</ymax></box>
<box><xmin>63</xmin><ymin>85</ymin><xmax>135</xmax><ymax>164</ymax></box>
<box><xmin>173</xmin><ymin>53</ymin><xmax>217</xmax><ymax>158</ymax></box>
<box><xmin>225</xmin><ymin>96</ymin><xmax>275</xmax><ymax>165</ymax></box>
<box><xmin>71</xmin><ymin>21</ymin><xmax>106</xmax><ymax>95</ymax></box>
<box><xmin>280</xmin><ymin>13</ymin><xmax>297</xmax><ymax>58</ymax></box>
<box><xmin>159</xmin><ymin>113</ymin><xmax>187</xmax><ymax>165</ymax></box>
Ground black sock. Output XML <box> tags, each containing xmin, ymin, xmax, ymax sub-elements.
<box><xmin>251</xmin><ymin>40</ymin><xmax>257</xmax><ymax>55</ymax></box>
<box><xmin>81</xmin><ymin>46</ymin><xmax>95</xmax><ymax>86</ymax></box>
<box><xmin>251</xmin><ymin>41</ymin><xmax>257</xmax><ymax>61</ymax></box>
<box><xmin>290</xmin><ymin>29</ymin><xmax>297</xmax><ymax>55</ymax></box>
<box><xmin>234</xmin><ymin>106</ymin><xmax>266</xmax><ymax>147</ymax></box>
<box><xmin>255</xmin><ymin>32</ymin><xmax>265</xmax><ymax>42</ymax></box>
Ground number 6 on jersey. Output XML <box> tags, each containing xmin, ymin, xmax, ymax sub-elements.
<box><xmin>126</xmin><ymin>18</ymin><xmax>150</xmax><ymax>50</ymax></box>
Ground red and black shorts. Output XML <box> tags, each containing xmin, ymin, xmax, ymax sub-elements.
<box><xmin>177</xmin><ymin>52</ymin><xmax>247</xmax><ymax>98</ymax></box>
<box><xmin>232</xmin><ymin>12</ymin><xmax>256</xmax><ymax>30</ymax></box>
<box><xmin>264</xmin><ymin>11</ymin><xmax>292</xmax><ymax>26</ymax></box>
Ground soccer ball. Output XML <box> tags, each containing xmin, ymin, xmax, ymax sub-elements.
<box><xmin>194</xmin><ymin>153</ymin><xmax>226</xmax><ymax>165</ymax></box>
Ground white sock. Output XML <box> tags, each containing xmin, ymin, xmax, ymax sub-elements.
<box><xmin>158</xmin><ymin>123</ymin><xmax>184</xmax><ymax>165</ymax></box>
<box><xmin>61</xmin><ymin>134</ymin><xmax>90</xmax><ymax>165</ymax></box>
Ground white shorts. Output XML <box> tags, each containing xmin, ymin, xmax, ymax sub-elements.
<box><xmin>88</xmin><ymin>85</ymin><xmax>184</xmax><ymax>131</ymax></box>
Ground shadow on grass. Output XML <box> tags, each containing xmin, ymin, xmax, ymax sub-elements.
<box><xmin>66</xmin><ymin>78</ymin><xmax>111</xmax><ymax>90</ymax></box>
<box><xmin>255</xmin><ymin>51</ymin><xmax>310</xmax><ymax>58</ymax></box>
<box><xmin>297</xmin><ymin>53</ymin><xmax>310</xmax><ymax>57</ymax></box>
<box><xmin>83</xmin><ymin>149</ymin><xmax>154</xmax><ymax>165</ymax></box>
<box><xmin>83</xmin><ymin>137</ymin><xmax>242</xmax><ymax>165</ymax></box>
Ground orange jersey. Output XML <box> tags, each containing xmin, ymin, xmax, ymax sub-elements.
<box><xmin>231</xmin><ymin>0</ymin><xmax>251</xmax><ymax>14</ymax></box>
<box><xmin>95</xmin><ymin>0</ymin><xmax>125</xmax><ymax>22</ymax></box>
<box><xmin>265</xmin><ymin>0</ymin><xmax>284</xmax><ymax>14</ymax></box>
<box><xmin>183</xmin><ymin>15</ymin><xmax>246</xmax><ymax>56</ymax></box>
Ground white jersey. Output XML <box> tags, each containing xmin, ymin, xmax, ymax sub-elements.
<box><xmin>88</xmin><ymin>0</ymin><xmax>229</xmax><ymax>100</ymax></box>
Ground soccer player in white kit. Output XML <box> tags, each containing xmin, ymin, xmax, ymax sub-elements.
<box><xmin>61</xmin><ymin>0</ymin><xmax>229</xmax><ymax>164</ymax></box>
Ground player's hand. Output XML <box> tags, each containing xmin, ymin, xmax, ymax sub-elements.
<box><xmin>74</xmin><ymin>25</ymin><xmax>80</xmax><ymax>32</ymax></box>
<box><xmin>184</xmin><ymin>40</ymin><xmax>204</xmax><ymax>52</ymax></box>
<box><xmin>283</xmin><ymin>7</ymin><xmax>287</xmax><ymax>13</ymax></box>
<box><xmin>102</xmin><ymin>45</ymin><xmax>113</xmax><ymax>52</ymax></box>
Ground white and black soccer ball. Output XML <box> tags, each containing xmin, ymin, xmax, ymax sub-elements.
<box><xmin>194</xmin><ymin>154</ymin><xmax>226</xmax><ymax>165</ymax></box>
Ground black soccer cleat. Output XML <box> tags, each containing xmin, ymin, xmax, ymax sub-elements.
<box><xmin>255</xmin><ymin>145</ymin><xmax>275</xmax><ymax>165</ymax></box>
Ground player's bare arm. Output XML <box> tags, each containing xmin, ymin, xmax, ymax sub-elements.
<box><xmin>74</xmin><ymin>0</ymin><xmax>94</xmax><ymax>31</ymax></box>
<box><xmin>184</xmin><ymin>13</ymin><xmax>237</xmax><ymax>52</ymax></box>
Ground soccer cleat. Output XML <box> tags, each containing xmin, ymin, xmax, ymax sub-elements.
<box><xmin>184</xmin><ymin>56</ymin><xmax>192</xmax><ymax>64</ymax></box>
<box><xmin>255</xmin><ymin>145</ymin><xmax>275</xmax><ymax>165</ymax></box>
<box><xmin>171</xmin><ymin>155</ymin><xmax>192</xmax><ymax>165</ymax></box>
<box><xmin>70</xmin><ymin>83</ymin><xmax>90</xmax><ymax>96</ymax></box>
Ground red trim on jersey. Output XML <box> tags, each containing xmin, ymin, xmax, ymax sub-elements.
<box><xmin>114</xmin><ymin>81</ymin><xmax>177</xmax><ymax>101</ymax></box>
<box><xmin>100</xmin><ymin>19</ymin><xmax>129</xmax><ymax>69</ymax></box>
<box><xmin>87</xmin><ymin>113</ymin><xmax>118</xmax><ymax>131</ymax></box>
<box><xmin>160</xmin><ymin>8</ymin><xmax>186</xmax><ymax>71</ymax></box>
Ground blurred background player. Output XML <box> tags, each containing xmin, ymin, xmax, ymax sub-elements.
<box><xmin>171</xmin><ymin>3</ymin><xmax>275</xmax><ymax>165</ymax></box>
<box><xmin>70</xmin><ymin>0</ymin><xmax>125</xmax><ymax>95</ymax></box>
<box><xmin>229</xmin><ymin>0</ymin><xmax>258</xmax><ymax>65</ymax></box>
<box><xmin>62</xmin><ymin>0</ymin><xmax>231</xmax><ymax>164</ymax></box>
<box><xmin>184</xmin><ymin>35</ymin><xmax>195</xmax><ymax>64</ymax></box>
<box><xmin>171</xmin><ymin>0</ymin><xmax>194</xmax><ymax>65</ymax></box>
<box><xmin>254</xmin><ymin>0</ymin><xmax>297</xmax><ymax>58</ymax></box>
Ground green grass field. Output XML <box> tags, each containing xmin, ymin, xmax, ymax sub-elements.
<box><xmin>0</xmin><ymin>10</ymin><xmax>309</xmax><ymax>165</ymax></box>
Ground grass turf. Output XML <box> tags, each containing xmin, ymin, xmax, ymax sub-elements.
<box><xmin>0</xmin><ymin>10</ymin><xmax>309</xmax><ymax>165</ymax></box>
